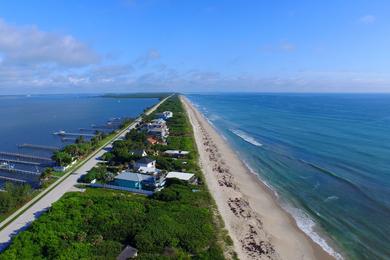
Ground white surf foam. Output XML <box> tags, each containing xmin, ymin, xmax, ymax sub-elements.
<box><xmin>230</xmin><ymin>129</ymin><xmax>263</xmax><ymax>147</ymax></box>
<box><xmin>188</xmin><ymin>97</ymin><xmax>343</xmax><ymax>259</ymax></box>
<box><xmin>208</xmin><ymin>114</ymin><xmax>221</xmax><ymax>121</ymax></box>
<box><xmin>205</xmin><ymin>117</ymin><xmax>215</xmax><ymax>127</ymax></box>
<box><xmin>282</xmin><ymin>204</ymin><xmax>344</xmax><ymax>260</ymax></box>
<box><xmin>324</xmin><ymin>195</ymin><xmax>339</xmax><ymax>203</ymax></box>
<box><xmin>243</xmin><ymin>160</ymin><xmax>279</xmax><ymax>198</ymax></box>
<box><xmin>242</xmin><ymin>161</ymin><xmax>343</xmax><ymax>259</ymax></box>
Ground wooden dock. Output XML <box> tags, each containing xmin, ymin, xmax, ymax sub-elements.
<box><xmin>0</xmin><ymin>152</ymin><xmax>53</xmax><ymax>163</ymax></box>
<box><xmin>18</xmin><ymin>143</ymin><xmax>60</xmax><ymax>152</ymax></box>
<box><xmin>61</xmin><ymin>137</ymin><xmax>77</xmax><ymax>142</ymax></box>
<box><xmin>54</xmin><ymin>131</ymin><xmax>95</xmax><ymax>137</ymax></box>
<box><xmin>0</xmin><ymin>176</ymin><xmax>28</xmax><ymax>183</ymax></box>
<box><xmin>0</xmin><ymin>167</ymin><xmax>41</xmax><ymax>176</ymax></box>
<box><xmin>0</xmin><ymin>158</ymin><xmax>41</xmax><ymax>166</ymax></box>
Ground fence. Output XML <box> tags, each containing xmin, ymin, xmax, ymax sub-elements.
<box><xmin>89</xmin><ymin>183</ymin><xmax>154</xmax><ymax>196</ymax></box>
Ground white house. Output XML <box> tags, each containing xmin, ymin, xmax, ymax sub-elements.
<box><xmin>164</xmin><ymin>150</ymin><xmax>190</xmax><ymax>158</ymax></box>
<box><xmin>151</xmin><ymin>118</ymin><xmax>166</xmax><ymax>126</ymax></box>
<box><xmin>138</xmin><ymin>166</ymin><xmax>160</xmax><ymax>175</ymax></box>
<box><xmin>142</xmin><ymin>118</ymin><xmax>169</xmax><ymax>139</ymax></box>
<box><xmin>166</xmin><ymin>171</ymin><xmax>197</xmax><ymax>184</ymax></box>
<box><xmin>157</xmin><ymin>111</ymin><xmax>173</xmax><ymax>120</ymax></box>
<box><xmin>129</xmin><ymin>149</ymin><xmax>148</xmax><ymax>157</ymax></box>
<box><xmin>148</xmin><ymin>127</ymin><xmax>169</xmax><ymax>139</ymax></box>
<box><xmin>134</xmin><ymin>158</ymin><xmax>156</xmax><ymax>171</ymax></box>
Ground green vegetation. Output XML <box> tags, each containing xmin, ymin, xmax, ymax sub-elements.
<box><xmin>52</xmin><ymin>133</ymin><xmax>109</xmax><ymax>166</ymax></box>
<box><xmin>1</xmin><ymin>95</ymin><xmax>233</xmax><ymax>259</ymax></box>
<box><xmin>0</xmin><ymin>183</ymin><xmax>33</xmax><ymax>221</ymax></box>
<box><xmin>80</xmin><ymin>166</ymin><xmax>115</xmax><ymax>184</ymax></box>
<box><xmin>0</xmin><ymin>186</ymin><xmax>223</xmax><ymax>259</ymax></box>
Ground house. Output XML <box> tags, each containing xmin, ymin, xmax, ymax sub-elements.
<box><xmin>143</xmin><ymin>119</ymin><xmax>169</xmax><ymax>139</ymax></box>
<box><xmin>157</xmin><ymin>111</ymin><xmax>173</xmax><ymax>120</ymax></box>
<box><xmin>147</xmin><ymin>136</ymin><xmax>158</xmax><ymax>145</ymax></box>
<box><xmin>117</xmin><ymin>245</ymin><xmax>138</xmax><ymax>260</ymax></box>
<box><xmin>114</xmin><ymin>171</ymin><xmax>165</xmax><ymax>190</ymax></box>
<box><xmin>134</xmin><ymin>158</ymin><xmax>156</xmax><ymax>170</ymax></box>
<box><xmin>129</xmin><ymin>149</ymin><xmax>147</xmax><ymax>157</ymax></box>
<box><xmin>138</xmin><ymin>166</ymin><xmax>160</xmax><ymax>175</ymax></box>
<box><xmin>142</xmin><ymin>118</ymin><xmax>169</xmax><ymax>140</ymax></box>
<box><xmin>142</xmin><ymin>119</ymin><xmax>166</xmax><ymax>130</ymax></box>
<box><xmin>151</xmin><ymin>118</ymin><xmax>167</xmax><ymax>126</ymax></box>
<box><xmin>163</xmin><ymin>111</ymin><xmax>173</xmax><ymax>119</ymax></box>
<box><xmin>148</xmin><ymin>127</ymin><xmax>168</xmax><ymax>139</ymax></box>
<box><xmin>164</xmin><ymin>150</ymin><xmax>190</xmax><ymax>158</ymax></box>
<box><xmin>114</xmin><ymin>171</ymin><xmax>153</xmax><ymax>189</ymax></box>
<box><xmin>166</xmin><ymin>171</ymin><xmax>197</xmax><ymax>184</ymax></box>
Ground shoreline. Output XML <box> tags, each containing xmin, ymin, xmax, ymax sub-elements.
<box><xmin>181</xmin><ymin>95</ymin><xmax>334</xmax><ymax>260</ymax></box>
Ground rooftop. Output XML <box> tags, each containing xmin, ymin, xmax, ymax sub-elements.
<box><xmin>148</xmin><ymin>127</ymin><xmax>165</xmax><ymax>132</ymax></box>
<box><xmin>117</xmin><ymin>245</ymin><xmax>138</xmax><ymax>260</ymax></box>
<box><xmin>130</xmin><ymin>149</ymin><xmax>147</xmax><ymax>156</ymax></box>
<box><xmin>115</xmin><ymin>171</ymin><xmax>153</xmax><ymax>182</ymax></box>
<box><xmin>166</xmin><ymin>171</ymin><xmax>195</xmax><ymax>181</ymax></box>
<box><xmin>151</xmin><ymin>118</ymin><xmax>166</xmax><ymax>124</ymax></box>
<box><xmin>164</xmin><ymin>150</ymin><xmax>189</xmax><ymax>155</ymax></box>
<box><xmin>136</xmin><ymin>157</ymin><xmax>155</xmax><ymax>164</ymax></box>
<box><xmin>138</xmin><ymin>166</ymin><xmax>160</xmax><ymax>174</ymax></box>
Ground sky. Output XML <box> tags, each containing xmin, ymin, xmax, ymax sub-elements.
<box><xmin>0</xmin><ymin>0</ymin><xmax>390</xmax><ymax>94</ymax></box>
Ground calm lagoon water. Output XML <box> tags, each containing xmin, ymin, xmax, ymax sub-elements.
<box><xmin>0</xmin><ymin>94</ymin><xmax>158</xmax><ymax>153</ymax></box>
<box><xmin>188</xmin><ymin>93</ymin><xmax>390</xmax><ymax>260</ymax></box>
<box><xmin>0</xmin><ymin>94</ymin><xmax>158</xmax><ymax>185</ymax></box>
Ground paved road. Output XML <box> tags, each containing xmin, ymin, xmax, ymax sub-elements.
<box><xmin>0</xmin><ymin>95</ymin><xmax>171</xmax><ymax>250</ymax></box>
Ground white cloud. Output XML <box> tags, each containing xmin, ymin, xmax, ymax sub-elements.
<box><xmin>0</xmin><ymin>18</ymin><xmax>99</xmax><ymax>67</ymax></box>
<box><xmin>0</xmin><ymin>18</ymin><xmax>388</xmax><ymax>94</ymax></box>
<box><xmin>359</xmin><ymin>15</ymin><xmax>376</xmax><ymax>24</ymax></box>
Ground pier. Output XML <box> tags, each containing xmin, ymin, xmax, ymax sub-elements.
<box><xmin>0</xmin><ymin>167</ymin><xmax>41</xmax><ymax>176</ymax></box>
<box><xmin>61</xmin><ymin>137</ymin><xmax>77</xmax><ymax>142</ymax></box>
<box><xmin>0</xmin><ymin>152</ymin><xmax>53</xmax><ymax>163</ymax></box>
<box><xmin>0</xmin><ymin>176</ymin><xmax>28</xmax><ymax>184</ymax></box>
<box><xmin>0</xmin><ymin>158</ymin><xmax>41</xmax><ymax>166</ymax></box>
<box><xmin>53</xmin><ymin>131</ymin><xmax>95</xmax><ymax>137</ymax></box>
<box><xmin>18</xmin><ymin>143</ymin><xmax>60</xmax><ymax>152</ymax></box>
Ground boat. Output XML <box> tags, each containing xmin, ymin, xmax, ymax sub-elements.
<box><xmin>0</xmin><ymin>162</ymin><xmax>15</xmax><ymax>169</ymax></box>
<box><xmin>53</xmin><ymin>130</ymin><xmax>66</xmax><ymax>136</ymax></box>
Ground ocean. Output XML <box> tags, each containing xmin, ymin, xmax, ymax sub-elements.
<box><xmin>187</xmin><ymin>93</ymin><xmax>390</xmax><ymax>260</ymax></box>
<box><xmin>0</xmin><ymin>94</ymin><xmax>158</xmax><ymax>185</ymax></box>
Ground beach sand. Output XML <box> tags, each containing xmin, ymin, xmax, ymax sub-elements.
<box><xmin>181</xmin><ymin>96</ymin><xmax>333</xmax><ymax>260</ymax></box>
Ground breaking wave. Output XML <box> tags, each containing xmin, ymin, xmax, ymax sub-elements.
<box><xmin>282</xmin><ymin>204</ymin><xmax>344</xmax><ymax>260</ymax></box>
<box><xmin>230</xmin><ymin>129</ymin><xmax>263</xmax><ymax>147</ymax></box>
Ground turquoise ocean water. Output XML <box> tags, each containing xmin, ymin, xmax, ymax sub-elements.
<box><xmin>187</xmin><ymin>93</ymin><xmax>390</xmax><ymax>260</ymax></box>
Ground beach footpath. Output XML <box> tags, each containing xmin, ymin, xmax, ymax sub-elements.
<box><xmin>181</xmin><ymin>95</ymin><xmax>334</xmax><ymax>260</ymax></box>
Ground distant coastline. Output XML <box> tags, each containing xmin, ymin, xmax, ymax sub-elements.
<box><xmin>102</xmin><ymin>92</ymin><xmax>173</xmax><ymax>100</ymax></box>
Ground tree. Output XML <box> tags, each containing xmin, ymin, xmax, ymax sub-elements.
<box><xmin>40</xmin><ymin>168</ymin><xmax>53</xmax><ymax>182</ymax></box>
<box><xmin>75</xmin><ymin>136</ymin><xmax>85</xmax><ymax>144</ymax></box>
<box><xmin>63</xmin><ymin>144</ymin><xmax>79</xmax><ymax>157</ymax></box>
<box><xmin>52</xmin><ymin>151</ymin><xmax>73</xmax><ymax>166</ymax></box>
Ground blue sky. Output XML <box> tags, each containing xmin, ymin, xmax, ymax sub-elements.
<box><xmin>0</xmin><ymin>0</ymin><xmax>389</xmax><ymax>93</ymax></box>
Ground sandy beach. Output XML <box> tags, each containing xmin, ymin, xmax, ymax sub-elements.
<box><xmin>181</xmin><ymin>96</ymin><xmax>333</xmax><ymax>260</ymax></box>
